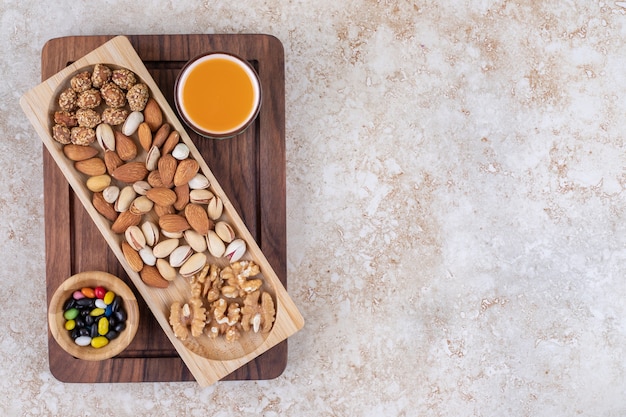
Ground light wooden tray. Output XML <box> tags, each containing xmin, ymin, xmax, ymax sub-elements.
<box><xmin>20</xmin><ymin>35</ymin><xmax>304</xmax><ymax>387</ymax></box>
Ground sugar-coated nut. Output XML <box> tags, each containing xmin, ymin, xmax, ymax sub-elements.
<box><xmin>101</xmin><ymin>107</ymin><xmax>129</xmax><ymax>126</ymax></box>
<box><xmin>111</xmin><ymin>68</ymin><xmax>137</xmax><ymax>90</ymax></box>
<box><xmin>91</xmin><ymin>64</ymin><xmax>112</xmax><ymax>88</ymax></box>
<box><xmin>54</xmin><ymin>110</ymin><xmax>78</xmax><ymax>128</ymax></box>
<box><xmin>76</xmin><ymin>108</ymin><xmax>101</xmax><ymax>128</ymax></box>
<box><xmin>52</xmin><ymin>124</ymin><xmax>72</xmax><ymax>144</ymax></box>
<box><xmin>100</xmin><ymin>82</ymin><xmax>126</xmax><ymax>108</ymax></box>
<box><xmin>70</xmin><ymin>126</ymin><xmax>96</xmax><ymax>146</ymax></box>
<box><xmin>70</xmin><ymin>71</ymin><xmax>92</xmax><ymax>92</ymax></box>
<box><xmin>77</xmin><ymin>88</ymin><xmax>102</xmax><ymax>109</ymax></box>
<box><xmin>127</xmin><ymin>83</ymin><xmax>149</xmax><ymax>112</ymax></box>
<box><xmin>58</xmin><ymin>88</ymin><xmax>77</xmax><ymax>111</ymax></box>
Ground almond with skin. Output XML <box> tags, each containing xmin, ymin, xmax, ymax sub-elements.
<box><xmin>104</xmin><ymin>150</ymin><xmax>124</xmax><ymax>175</ymax></box>
<box><xmin>140</xmin><ymin>265</ymin><xmax>169</xmax><ymax>288</ymax></box>
<box><xmin>152</xmin><ymin>123</ymin><xmax>171</xmax><ymax>148</ymax></box>
<box><xmin>159</xmin><ymin>213</ymin><xmax>191</xmax><ymax>233</ymax></box>
<box><xmin>146</xmin><ymin>187</ymin><xmax>177</xmax><ymax>206</ymax></box>
<box><xmin>121</xmin><ymin>241</ymin><xmax>144</xmax><ymax>272</ymax></box>
<box><xmin>112</xmin><ymin>162</ymin><xmax>148</xmax><ymax>183</ymax></box>
<box><xmin>92</xmin><ymin>191</ymin><xmax>118</xmax><ymax>222</ymax></box>
<box><xmin>114</xmin><ymin>131</ymin><xmax>138</xmax><ymax>161</ymax></box>
<box><xmin>184</xmin><ymin>203</ymin><xmax>211</xmax><ymax>235</ymax></box>
<box><xmin>173</xmin><ymin>158</ymin><xmax>199</xmax><ymax>186</ymax></box>
<box><xmin>137</xmin><ymin>122</ymin><xmax>152</xmax><ymax>151</ymax></box>
<box><xmin>111</xmin><ymin>210</ymin><xmax>142</xmax><ymax>234</ymax></box>
<box><xmin>173</xmin><ymin>184</ymin><xmax>190</xmax><ymax>211</ymax></box>
<box><xmin>63</xmin><ymin>144</ymin><xmax>98</xmax><ymax>161</ymax></box>
<box><xmin>75</xmin><ymin>157</ymin><xmax>106</xmax><ymax>176</ymax></box>
<box><xmin>154</xmin><ymin>204</ymin><xmax>175</xmax><ymax>218</ymax></box>
<box><xmin>161</xmin><ymin>130</ymin><xmax>180</xmax><ymax>155</ymax></box>
<box><xmin>157</xmin><ymin>154</ymin><xmax>177</xmax><ymax>187</ymax></box>
<box><xmin>147</xmin><ymin>170</ymin><xmax>165</xmax><ymax>188</ymax></box>
<box><xmin>143</xmin><ymin>98</ymin><xmax>163</xmax><ymax>132</ymax></box>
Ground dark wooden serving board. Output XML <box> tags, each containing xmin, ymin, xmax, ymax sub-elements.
<box><xmin>42</xmin><ymin>34</ymin><xmax>287</xmax><ymax>383</ymax></box>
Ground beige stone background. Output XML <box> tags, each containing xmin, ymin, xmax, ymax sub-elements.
<box><xmin>3</xmin><ymin>1</ymin><xmax>626</xmax><ymax>415</ymax></box>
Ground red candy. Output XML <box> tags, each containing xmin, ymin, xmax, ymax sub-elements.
<box><xmin>94</xmin><ymin>286</ymin><xmax>106</xmax><ymax>299</ymax></box>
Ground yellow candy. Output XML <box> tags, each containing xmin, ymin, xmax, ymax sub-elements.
<box><xmin>89</xmin><ymin>308</ymin><xmax>105</xmax><ymax>316</ymax></box>
<box><xmin>91</xmin><ymin>336</ymin><xmax>109</xmax><ymax>349</ymax></box>
<box><xmin>98</xmin><ymin>317</ymin><xmax>109</xmax><ymax>336</ymax></box>
<box><xmin>64</xmin><ymin>319</ymin><xmax>76</xmax><ymax>331</ymax></box>
<box><xmin>103</xmin><ymin>291</ymin><xmax>115</xmax><ymax>305</ymax></box>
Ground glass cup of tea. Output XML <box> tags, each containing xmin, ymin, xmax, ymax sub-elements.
<box><xmin>174</xmin><ymin>52</ymin><xmax>262</xmax><ymax>139</ymax></box>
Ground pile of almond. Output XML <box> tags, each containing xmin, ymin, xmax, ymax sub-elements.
<box><xmin>52</xmin><ymin>64</ymin><xmax>249</xmax><ymax>289</ymax></box>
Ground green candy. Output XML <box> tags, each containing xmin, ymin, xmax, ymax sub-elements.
<box><xmin>63</xmin><ymin>308</ymin><xmax>79</xmax><ymax>320</ymax></box>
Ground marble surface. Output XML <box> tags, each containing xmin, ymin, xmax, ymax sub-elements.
<box><xmin>3</xmin><ymin>0</ymin><xmax>626</xmax><ymax>415</ymax></box>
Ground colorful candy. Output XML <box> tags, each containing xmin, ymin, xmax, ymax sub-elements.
<box><xmin>61</xmin><ymin>286</ymin><xmax>127</xmax><ymax>349</ymax></box>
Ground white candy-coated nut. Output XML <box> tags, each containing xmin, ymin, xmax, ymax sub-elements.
<box><xmin>122</xmin><ymin>111</ymin><xmax>144</xmax><ymax>136</ymax></box>
<box><xmin>171</xmin><ymin>143</ymin><xmax>189</xmax><ymax>160</ymax></box>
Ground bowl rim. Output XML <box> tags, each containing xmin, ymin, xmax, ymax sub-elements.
<box><xmin>47</xmin><ymin>271</ymin><xmax>139</xmax><ymax>361</ymax></box>
<box><xmin>174</xmin><ymin>51</ymin><xmax>262</xmax><ymax>139</ymax></box>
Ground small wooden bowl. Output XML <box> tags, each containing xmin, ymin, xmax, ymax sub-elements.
<box><xmin>48</xmin><ymin>271</ymin><xmax>139</xmax><ymax>361</ymax></box>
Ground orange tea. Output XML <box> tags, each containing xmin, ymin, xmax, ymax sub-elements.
<box><xmin>175</xmin><ymin>53</ymin><xmax>261</xmax><ymax>138</ymax></box>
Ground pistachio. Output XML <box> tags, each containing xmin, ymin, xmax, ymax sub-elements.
<box><xmin>125</xmin><ymin>225</ymin><xmax>146</xmax><ymax>251</ymax></box>
<box><xmin>152</xmin><ymin>238</ymin><xmax>180</xmax><ymax>259</ymax></box>
<box><xmin>133</xmin><ymin>180</ymin><xmax>151</xmax><ymax>195</ymax></box>
<box><xmin>207</xmin><ymin>196</ymin><xmax>223</xmax><ymax>220</ymax></box>
<box><xmin>169</xmin><ymin>245</ymin><xmax>193</xmax><ymax>268</ymax></box>
<box><xmin>215</xmin><ymin>221</ymin><xmax>235</xmax><ymax>243</ymax></box>
<box><xmin>141</xmin><ymin>221</ymin><xmax>160</xmax><ymax>246</ymax></box>
<box><xmin>224</xmin><ymin>239</ymin><xmax>246</xmax><ymax>263</ymax></box>
<box><xmin>187</xmin><ymin>173</ymin><xmax>210</xmax><ymax>190</ymax></box>
<box><xmin>102</xmin><ymin>185</ymin><xmax>120</xmax><ymax>204</ymax></box>
<box><xmin>156</xmin><ymin>258</ymin><xmax>177</xmax><ymax>281</ymax></box>
<box><xmin>130</xmin><ymin>195</ymin><xmax>154</xmax><ymax>215</ymax></box>
<box><xmin>171</xmin><ymin>143</ymin><xmax>189</xmax><ymax>160</ymax></box>
<box><xmin>139</xmin><ymin>246</ymin><xmax>157</xmax><ymax>266</ymax></box>
<box><xmin>95</xmin><ymin>123</ymin><xmax>115</xmax><ymax>151</ymax></box>
<box><xmin>115</xmin><ymin>185</ymin><xmax>136</xmax><ymax>212</ymax></box>
<box><xmin>122</xmin><ymin>110</ymin><xmax>144</xmax><ymax>136</ymax></box>
<box><xmin>189</xmin><ymin>189</ymin><xmax>214</xmax><ymax>205</ymax></box>
<box><xmin>184</xmin><ymin>230</ymin><xmax>207</xmax><ymax>253</ymax></box>
<box><xmin>146</xmin><ymin>145</ymin><xmax>160</xmax><ymax>171</ymax></box>
<box><xmin>179</xmin><ymin>252</ymin><xmax>207</xmax><ymax>278</ymax></box>
<box><xmin>206</xmin><ymin>230</ymin><xmax>226</xmax><ymax>258</ymax></box>
<box><xmin>161</xmin><ymin>230</ymin><xmax>184</xmax><ymax>239</ymax></box>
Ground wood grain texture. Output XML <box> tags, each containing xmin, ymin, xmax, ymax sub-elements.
<box><xmin>28</xmin><ymin>35</ymin><xmax>297</xmax><ymax>384</ymax></box>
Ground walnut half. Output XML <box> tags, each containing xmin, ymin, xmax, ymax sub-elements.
<box><xmin>241</xmin><ymin>290</ymin><xmax>275</xmax><ymax>333</ymax></box>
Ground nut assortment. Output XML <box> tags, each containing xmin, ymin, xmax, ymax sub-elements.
<box><xmin>51</xmin><ymin>64</ymin><xmax>275</xmax><ymax>342</ymax></box>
